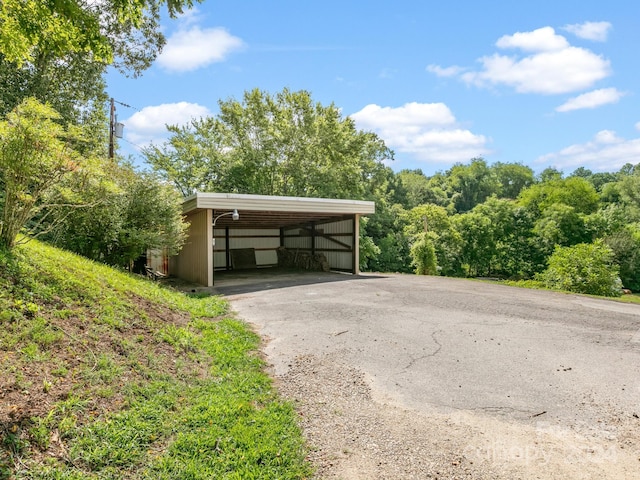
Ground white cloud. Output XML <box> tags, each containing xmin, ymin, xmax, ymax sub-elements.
<box><xmin>174</xmin><ymin>7</ymin><xmax>204</xmax><ymax>27</ymax></box>
<box><xmin>426</xmin><ymin>64</ymin><xmax>465</xmax><ymax>77</ymax></box>
<box><xmin>636</xmin><ymin>122</ymin><xmax>640</xmax><ymax>132</ymax></box>
<box><xmin>462</xmin><ymin>47</ymin><xmax>609</xmax><ymax>95</ymax></box>
<box><xmin>556</xmin><ymin>87</ymin><xmax>625</xmax><ymax>112</ymax></box>
<box><xmin>593</xmin><ymin>130</ymin><xmax>621</xmax><ymax>144</ymax></box>
<box><xmin>351</xmin><ymin>102</ymin><xmax>490</xmax><ymax>164</ymax></box>
<box><xmin>563</xmin><ymin>21</ymin><xmax>612</xmax><ymax>42</ymax></box>
<box><xmin>124</xmin><ymin>102</ymin><xmax>211</xmax><ymax>148</ymax></box>
<box><xmin>537</xmin><ymin>128</ymin><xmax>640</xmax><ymax>172</ymax></box>
<box><xmin>157</xmin><ymin>26</ymin><xmax>244</xmax><ymax>72</ymax></box>
<box><xmin>430</xmin><ymin>26</ymin><xmax>611</xmax><ymax>95</ymax></box>
<box><xmin>495</xmin><ymin>26</ymin><xmax>569</xmax><ymax>52</ymax></box>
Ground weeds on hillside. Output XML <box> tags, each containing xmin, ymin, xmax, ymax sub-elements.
<box><xmin>0</xmin><ymin>241</ymin><xmax>312</xmax><ymax>479</ymax></box>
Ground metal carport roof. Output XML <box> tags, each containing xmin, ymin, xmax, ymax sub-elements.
<box><xmin>183</xmin><ymin>192</ymin><xmax>375</xmax><ymax>228</ymax></box>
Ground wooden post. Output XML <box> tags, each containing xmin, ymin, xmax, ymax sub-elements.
<box><xmin>108</xmin><ymin>98</ymin><xmax>115</xmax><ymax>159</ymax></box>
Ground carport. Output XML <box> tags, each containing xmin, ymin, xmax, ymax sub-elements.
<box><xmin>168</xmin><ymin>193</ymin><xmax>375</xmax><ymax>287</ymax></box>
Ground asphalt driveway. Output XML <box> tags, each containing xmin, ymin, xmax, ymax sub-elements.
<box><xmin>226</xmin><ymin>272</ymin><xmax>640</xmax><ymax>478</ymax></box>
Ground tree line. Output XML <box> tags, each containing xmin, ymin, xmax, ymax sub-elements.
<box><xmin>0</xmin><ymin>2</ymin><xmax>638</xmax><ymax>296</ymax></box>
<box><xmin>144</xmin><ymin>88</ymin><xmax>640</xmax><ymax>296</ymax></box>
<box><xmin>367</xmin><ymin>160</ymin><xmax>639</xmax><ymax>296</ymax></box>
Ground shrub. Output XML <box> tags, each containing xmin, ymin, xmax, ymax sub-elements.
<box><xmin>410</xmin><ymin>233</ymin><xmax>438</xmax><ymax>275</ymax></box>
<box><xmin>605</xmin><ymin>225</ymin><xmax>640</xmax><ymax>291</ymax></box>
<box><xmin>537</xmin><ymin>240</ymin><xmax>622</xmax><ymax>297</ymax></box>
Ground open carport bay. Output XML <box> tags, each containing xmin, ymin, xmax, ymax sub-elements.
<box><xmin>227</xmin><ymin>273</ymin><xmax>640</xmax><ymax>479</ymax></box>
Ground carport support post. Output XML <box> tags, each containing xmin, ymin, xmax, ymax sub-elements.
<box><xmin>207</xmin><ymin>209</ymin><xmax>214</xmax><ymax>286</ymax></box>
<box><xmin>353</xmin><ymin>214</ymin><xmax>360</xmax><ymax>274</ymax></box>
<box><xmin>225</xmin><ymin>226</ymin><xmax>231</xmax><ymax>270</ymax></box>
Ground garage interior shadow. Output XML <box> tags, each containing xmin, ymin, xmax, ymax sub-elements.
<box><xmin>207</xmin><ymin>268</ymin><xmax>385</xmax><ymax>296</ymax></box>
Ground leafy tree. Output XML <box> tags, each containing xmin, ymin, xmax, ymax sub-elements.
<box><xmin>365</xmin><ymin>202</ymin><xmax>411</xmax><ymax>273</ymax></box>
<box><xmin>369</xmin><ymin>232</ymin><xmax>411</xmax><ymax>273</ymax></box>
<box><xmin>518</xmin><ymin>177</ymin><xmax>599</xmax><ymax>215</ymax></box>
<box><xmin>396</xmin><ymin>169</ymin><xmax>430</xmax><ymax>209</ymax></box>
<box><xmin>616</xmin><ymin>169</ymin><xmax>640</xmax><ymax>220</ymax></box>
<box><xmin>402</xmin><ymin>203</ymin><xmax>461</xmax><ymax>275</ymax></box>
<box><xmin>537</xmin><ymin>240</ymin><xmax>621</xmax><ymax>297</ymax></box>
<box><xmin>604</xmin><ymin>225</ymin><xmax>640</xmax><ymax>291</ymax></box>
<box><xmin>424</xmin><ymin>172</ymin><xmax>454</xmax><ymax>210</ymax></box>
<box><xmin>453</xmin><ymin>197</ymin><xmax>528</xmax><ymax>277</ymax></box>
<box><xmin>532</xmin><ymin>203</ymin><xmax>588</xmax><ymax>256</ymax></box>
<box><xmin>471</xmin><ymin>197</ymin><xmax>520</xmax><ymax>276</ymax></box>
<box><xmin>143</xmin><ymin>117</ymin><xmax>226</xmax><ymax>196</ymax></box>
<box><xmin>358</xmin><ymin>217</ymin><xmax>380</xmax><ymax>271</ymax></box>
<box><xmin>43</xmin><ymin>163</ymin><xmax>187</xmax><ymax>268</ymax></box>
<box><xmin>0</xmin><ymin>52</ymin><xmax>109</xmax><ymax>138</ymax></box>
<box><xmin>0</xmin><ymin>0</ymin><xmax>192</xmax><ymax>158</ymax></box>
<box><xmin>582</xmin><ymin>204</ymin><xmax>629</xmax><ymax>240</ymax></box>
<box><xmin>453</xmin><ymin>210</ymin><xmax>495</xmax><ymax>277</ymax></box>
<box><xmin>0</xmin><ymin>0</ymin><xmax>195</xmax><ymax>67</ymax></box>
<box><xmin>491</xmin><ymin>162</ymin><xmax>534</xmax><ymax>199</ymax></box>
<box><xmin>618</xmin><ymin>163</ymin><xmax>640</xmax><ymax>176</ymax></box>
<box><xmin>570</xmin><ymin>166</ymin><xmax>593</xmax><ymax>178</ymax></box>
<box><xmin>446</xmin><ymin>158</ymin><xmax>500</xmax><ymax>212</ymax></box>
<box><xmin>145</xmin><ymin>88</ymin><xmax>393</xmax><ymax>199</ymax></box>
<box><xmin>410</xmin><ymin>232</ymin><xmax>438</xmax><ymax>275</ymax></box>
<box><xmin>502</xmin><ymin>206</ymin><xmax>541</xmax><ymax>278</ymax></box>
<box><xmin>537</xmin><ymin>167</ymin><xmax>563</xmax><ymax>182</ymax></box>
<box><xmin>0</xmin><ymin>98</ymin><xmax>82</xmax><ymax>249</ymax></box>
<box><xmin>402</xmin><ymin>203</ymin><xmax>452</xmax><ymax>238</ymax></box>
<box><xmin>569</xmin><ymin>167</ymin><xmax>618</xmax><ymax>192</ymax></box>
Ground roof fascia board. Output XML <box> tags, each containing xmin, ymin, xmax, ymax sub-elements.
<box><xmin>183</xmin><ymin>193</ymin><xmax>375</xmax><ymax>215</ymax></box>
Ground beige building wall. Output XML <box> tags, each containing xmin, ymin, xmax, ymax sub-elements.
<box><xmin>173</xmin><ymin>209</ymin><xmax>212</xmax><ymax>286</ymax></box>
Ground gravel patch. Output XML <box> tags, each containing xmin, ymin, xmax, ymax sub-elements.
<box><xmin>276</xmin><ymin>353</ymin><xmax>640</xmax><ymax>480</ymax></box>
<box><xmin>277</xmin><ymin>354</ymin><xmax>503</xmax><ymax>479</ymax></box>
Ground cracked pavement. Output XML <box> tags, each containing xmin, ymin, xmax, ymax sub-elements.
<box><xmin>224</xmin><ymin>272</ymin><xmax>640</xmax><ymax>478</ymax></box>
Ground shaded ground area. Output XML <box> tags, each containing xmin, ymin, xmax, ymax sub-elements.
<box><xmin>209</xmin><ymin>268</ymin><xmax>379</xmax><ymax>296</ymax></box>
<box><xmin>227</xmin><ymin>272</ymin><xmax>640</xmax><ymax>479</ymax></box>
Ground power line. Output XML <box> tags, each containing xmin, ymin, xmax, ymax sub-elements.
<box><xmin>112</xmin><ymin>99</ymin><xmax>140</xmax><ymax>112</ymax></box>
<box><xmin>120</xmin><ymin>136</ymin><xmax>147</xmax><ymax>152</ymax></box>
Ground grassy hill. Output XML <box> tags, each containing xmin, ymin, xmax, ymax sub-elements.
<box><xmin>0</xmin><ymin>240</ymin><xmax>311</xmax><ymax>479</ymax></box>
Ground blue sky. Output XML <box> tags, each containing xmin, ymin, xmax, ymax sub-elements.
<box><xmin>107</xmin><ymin>0</ymin><xmax>640</xmax><ymax>176</ymax></box>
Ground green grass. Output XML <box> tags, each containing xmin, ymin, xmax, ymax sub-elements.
<box><xmin>0</xmin><ymin>240</ymin><xmax>312</xmax><ymax>479</ymax></box>
<box><xmin>501</xmin><ymin>278</ymin><xmax>640</xmax><ymax>304</ymax></box>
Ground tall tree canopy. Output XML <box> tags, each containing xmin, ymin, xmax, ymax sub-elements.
<box><xmin>445</xmin><ymin>158</ymin><xmax>500</xmax><ymax>212</ymax></box>
<box><xmin>0</xmin><ymin>0</ymin><xmax>198</xmax><ymax>68</ymax></box>
<box><xmin>144</xmin><ymin>88</ymin><xmax>394</xmax><ymax>199</ymax></box>
<box><xmin>517</xmin><ymin>177</ymin><xmax>600</xmax><ymax>215</ymax></box>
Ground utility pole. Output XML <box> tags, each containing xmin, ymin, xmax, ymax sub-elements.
<box><xmin>108</xmin><ymin>98</ymin><xmax>125</xmax><ymax>159</ymax></box>
<box><xmin>109</xmin><ymin>97</ymin><xmax>115</xmax><ymax>159</ymax></box>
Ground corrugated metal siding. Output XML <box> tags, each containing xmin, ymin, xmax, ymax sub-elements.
<box><xmin>319</xmin><ymin>219</ymin><xmax>353</xmax><ymax>234</ymax></box>
<box><xmin>174</xmin><ymin>209</ymin><xmax>212</xmax><ymax>286</ymax></box>
<box><xmin>314</xmin><ymin>234</ymin><xmax>353</xmax><ymax>250</ymax></box>
<box><xmin>282</xmin><ymin>217</ymin><xmax>355</xmax><ymax>271</ymax></box>
<box><xmin>283</xmin><ymin>228</ymin><xmax>312</xmax><ymax>250</ymax></box>
<box><xmin>317</xmin><ymin>218</ymin><xmax>354</xmax><ymax>271</ymax></box>
<box><xmin>323</xmin><ymin>251</ymin><xmax>353</xmax><ymax>270</ymax></box>
<box><xmin>214</xmin><ymin>228</ymin><xmax>280</xmax><ymax>269</ymax></box>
